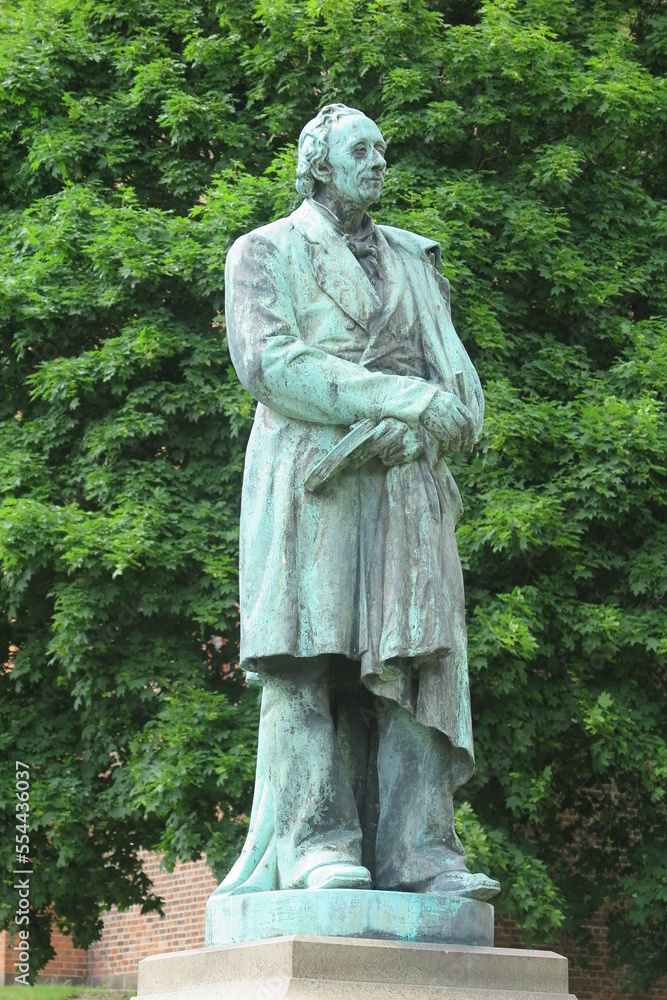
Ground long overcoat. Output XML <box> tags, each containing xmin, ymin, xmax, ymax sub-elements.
<box><xmin>217</xmin><ymin>198</ymin><xmax>485</xmax><ymax>897</ymax></box>
<box><xmin>225</xmin><ymin>198</ymin><xmax>484</xmax><ymax>782</ymax></box>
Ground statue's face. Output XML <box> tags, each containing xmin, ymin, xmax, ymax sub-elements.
<box><xmin>322</xmin><ymin>114</ymin><xmax>387</xmax><ymax>209</ymax></box>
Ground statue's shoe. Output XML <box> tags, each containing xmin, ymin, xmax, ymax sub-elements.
<box><xmin>304</xmin><ymin>863</ymin><xmax>373</xmax><ymax>890</ymax></box>
<box><xmin>419</xmin><ymin>870</ymin><xmax>501</xmax><ymax>901</ymax></box>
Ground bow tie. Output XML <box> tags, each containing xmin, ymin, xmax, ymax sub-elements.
<box><xmin>344</xmin><ymin>233</ymin><xmax>380</xmax><ymax>284</ymax></box>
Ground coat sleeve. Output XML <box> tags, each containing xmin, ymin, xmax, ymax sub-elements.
<box><xmin>410</xmin><ymin>259</ymin><xmax>485</xmax><ymax>441</ymax></box>
<box><xmin>380</xmin><ymin>224</ymin><xmax>484</xmax><ymax>440</ymax></box>
<box><xmin>224</xmin><ymin>231</ymin><xmax>438</xmax><ymax>428</ymax></box>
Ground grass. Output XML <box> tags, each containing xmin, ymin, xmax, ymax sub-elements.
<box><xmin>2</xmin><ymin>988</ymin><xmax>134</xmax><ymax>1000</ymax></box>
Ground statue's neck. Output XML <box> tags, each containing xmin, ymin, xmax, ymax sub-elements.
<box><xmin>313</xmin><ymin>191</ymin><xmax>370</xmax><ymax>237</ymax></box>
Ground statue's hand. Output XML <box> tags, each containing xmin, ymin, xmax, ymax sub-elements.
<box><xmin>420</xmin><ymin>391</ymin><xmax>476</xmax><ymax>453</ymax></box>
<box><xmin>377</xmin><ymin>421</ymin><xmax>425</xmax><ymax>466</ymax></box>
<box><xmin>349</xmin><ymin>418</ymin><xmax>424</xmax><ymax>468</ymax></box>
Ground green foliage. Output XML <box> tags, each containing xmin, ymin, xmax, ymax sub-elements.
<box><xmin>0</xmin><ymin>0</ymin><xmax>665</xmax><ymax>990</ymax></box>
<box><xmin>455</xmin><ymin>801</ymin><xmax>565</xmax><ymax>940</ymax></box>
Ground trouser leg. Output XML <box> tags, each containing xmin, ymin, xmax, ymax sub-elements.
<box><xmin>375</xmin><ymin>702</ymin><xmax>468</xmax><ymax>890</ymax></box>
<box><xmin>258</xmin><ymin>655</ymin><xmax>363</xmax><ymax>889</ymax></box>
<box><xmin>332</xmin><ymin>674</ymin><xmax>380</xmax><ymax>880</ymax></box>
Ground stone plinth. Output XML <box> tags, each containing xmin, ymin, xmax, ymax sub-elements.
<box><xmin>138</xmin><ymin>936</ymin><xmax>578</xmax><ymax>1000</ymax></box>
<box><xmin>206</xmin><ymin>889</ymin><xmax>493</xmax><ymax>948</ymax></box>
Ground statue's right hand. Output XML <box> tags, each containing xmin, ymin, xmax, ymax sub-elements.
<box><xmin>420</xmin><ymin>391</ymin><xmax>476</xmax><ymax>453</ymax></box>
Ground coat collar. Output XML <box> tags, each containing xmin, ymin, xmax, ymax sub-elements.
<box><xmin>291</xmin><ymin>199</ymin><xmax>383</xmax><ymax>331</ymax></box>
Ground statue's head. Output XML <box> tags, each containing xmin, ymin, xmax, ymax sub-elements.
<box><xmin>296</xmin><ymin>104</ymin><xmax>386</xmax><ymax>209</ymax></box>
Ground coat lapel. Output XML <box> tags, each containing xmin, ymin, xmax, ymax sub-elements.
<box><xmin>291</xmin><ymin>200</ymin><xmax>382</xmax><ymax>332</ymax></box>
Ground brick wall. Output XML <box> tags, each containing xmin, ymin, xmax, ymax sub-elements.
<box><xmin>0</xmin><ymin>927</ymin><xmax>88</xmax><ymax>985</ymax></box>
<box><xmin>495</xmin><ymin>915</ymin><xmax>667</xmax><ymax>1000</ymax></box>
<box><xmin>39</xmin><ymin>931</ymin><xmax>88</xmax><ymax>983</ymax></box>
<box><xmin>1</xmin><ymin>933</ymin><xmax>13</xmax><ymax>986</ymax></box>
<box><xmin>0</xmin><ymin>854</ymin><xmax>216</xmax><ymax>988</ymax></box>
<box><xmin>86</xmin><ymin>853</ymin><xmax>218</xmax><ymax>988</ymax></box>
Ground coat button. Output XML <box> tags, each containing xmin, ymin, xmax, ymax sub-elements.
<box><xmin>344</xmin><ymin>319</ymin><xmax>355</xmax><ymax>330</ymax></box>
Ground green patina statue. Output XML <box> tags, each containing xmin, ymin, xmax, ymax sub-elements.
<box><xmin>216</xmin><ymin>104</ymin><xmax>500</xmax><ymax>904</ymax></box>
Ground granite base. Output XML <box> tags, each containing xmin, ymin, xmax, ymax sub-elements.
<box><xmin>138</xmin><ymin>936</ymin><xmax>578</xmax><ymax>1000</ymax></box>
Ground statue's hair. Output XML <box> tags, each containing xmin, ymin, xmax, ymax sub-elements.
<box><xmin>296</xmin><ymin>104</ymin><xmax>367</xmax><ymax>198</ymax></box>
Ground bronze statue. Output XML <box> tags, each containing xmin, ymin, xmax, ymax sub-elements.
<box><xmin>218</xmin><ymin>104</ymin><xmax>500</xmax><ymax>902</ymax></box>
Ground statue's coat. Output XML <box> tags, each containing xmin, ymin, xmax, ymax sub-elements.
<box><xmin>225</xmin><ymin>198</ymin><xmax>484</xmax><ymax>794</ymax></box>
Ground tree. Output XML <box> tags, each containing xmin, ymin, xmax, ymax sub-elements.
<box><xmin>1</xmin><ymin>0</ymin><xmax>665</xmax><ymax>989</ymax></box>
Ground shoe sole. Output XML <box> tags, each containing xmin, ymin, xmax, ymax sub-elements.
<box><xmin>448</xmin><ymin>884</ymin><xmax>501</xmax><ymax>901</ymax></box>
<box><xmin>305</xmin><ymin>869</ymin><xmax>373</xmax><ymax>890</ymax></box>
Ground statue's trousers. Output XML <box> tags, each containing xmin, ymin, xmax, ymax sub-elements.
<box><xmin>258</xmin><ymin>655</ymin><xmax>468</xmax><ymax>890</ymax></box>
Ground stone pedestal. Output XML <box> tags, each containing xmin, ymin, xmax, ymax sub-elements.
<box><xmin>206</xmin><ymin>889</ymin><xmax>494</xmax><ymax>948</ymax></box>
<box><xmin>137</xmin><ymin>936</ymin><xmax>578</xmax><ymax>1000</ymax></box>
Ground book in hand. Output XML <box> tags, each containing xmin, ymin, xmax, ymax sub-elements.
<box><xmin>304</xmin><ymin>418</ymin><xmax>378</xmax><ymax>492</ymax></box>
<box><xmin>304</xmin><ymin>373</ymin><xmax>469</xmax><ymax>492</ymax></box>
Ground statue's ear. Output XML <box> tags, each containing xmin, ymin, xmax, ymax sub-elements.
<box><xmin>310</xmin><ymin>157</ymin><xmax>333</xmax><ymax>184</ymax></box>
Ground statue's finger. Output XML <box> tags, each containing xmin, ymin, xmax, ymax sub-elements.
<box><xmin>375</xmin><ymin>425</ymin><xmax>405</xmax><ymax>450</ymax></box>
<box><xmin>450</xmin><ymin>411</ymin><xmax>468</xmax><ymax>437</ymax></box>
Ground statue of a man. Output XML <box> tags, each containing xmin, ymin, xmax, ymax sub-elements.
<box><xmin>219</xmin><ymin>104</ymin><xmax>499</xmax><ymax>901</ymax></box>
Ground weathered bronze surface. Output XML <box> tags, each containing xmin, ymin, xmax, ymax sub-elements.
<box><xmin>214</xmin><ymin>105</ymin><xmax>499</xmax><ymax>917</ymax></box>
